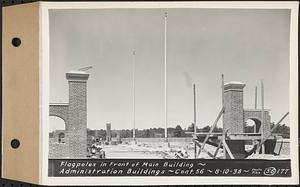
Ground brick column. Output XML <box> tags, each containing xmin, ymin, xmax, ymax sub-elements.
<box><xmin>223</xmin><ymin>82</ymin><xmax>245</xmax><ymax>133</ymax></box>
<box><xmin>66</xmin><ymin>71</ymin><xmax>89</xmax><ymax>158</ymax></box>
<box><xmin>106</xmin><ymin>123</ymin><xmax>111</xmax><ymax>142</ymax></box>
<box><xmin>223</xmin><ymin>82</ymin><xmax>246</xmax><ymax>159</ymax></box>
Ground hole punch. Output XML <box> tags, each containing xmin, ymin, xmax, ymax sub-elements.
<box><xmin>11</xmin><ymin>37</ymin><xmax>21</xmax><ymax>47</ymax></box>
<box><xmin>11</xmin><ymin>139</ymin><xmax>20</xmax><ymax>149</ymax></box>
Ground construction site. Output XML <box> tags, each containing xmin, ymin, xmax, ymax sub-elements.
<box><xmin>48</xmin><ymin>11</ymin><xmax>290</xmax><ymax>160</ymax></box>
<box><xmin>49</xmin><ymin>70</ymin><xmax>290</xmax><ymax>160</ymax></box>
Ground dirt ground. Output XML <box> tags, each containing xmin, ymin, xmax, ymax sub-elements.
<box><xmin>101</xmin><ymin>141</ymin><xmax>290</xmax><ymax>159</ymax></box>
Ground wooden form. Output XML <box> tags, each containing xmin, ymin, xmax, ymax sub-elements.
<box><xmin>196</xmin><ymin>107</ymin><xmax>224</xmax><ymax>157</ymax></box>
<box><xmin>257</xmin><ymin>112</ymin><xmax>289</xmax><ymax>152</ymax></box>
<box><xmin>192</xmin><ymin>123</ymin><xmax>286</xmax><ymax>159</ymax></box>
<box><xmin>191</xmin><ymin>75</ymin><xmax>289</xmax><ymax>159</ymax></box>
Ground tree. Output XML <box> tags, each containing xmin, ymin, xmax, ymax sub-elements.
<box><xmin>187</xmin><ymin>123</ymin><xmax>195</xmax><ymax>132</ymax></box>
<box><xmin>174</xmin><ymin>125</ymin><xmax>184</xmax><ymax>137</ymax></box>
<box><xmin>144</xmin><ymin>129</ymin><xmax>151</xmax><ymax>138</ymax></box>
<box><xmin>271</xmin><ymin>123</ymin><xmax>290</xmax><ymax>138</ymax></box>
<box><xmin>202</xmin><ymin>125</ymin><xmax>211</xmax><ymax>132</ymax></box>
<box><xmin>213</xmin><ymin>126</ymin><xmax>223</xmax><ymax>133</ymax></box>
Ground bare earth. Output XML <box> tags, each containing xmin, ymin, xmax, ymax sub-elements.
<box><xmin>102</xmin><ymin>142</ymin><xmax>290</xmax><ymax>159</ymax></box>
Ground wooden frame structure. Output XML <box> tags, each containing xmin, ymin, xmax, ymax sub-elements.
<box><xmin>188</xmin><ymin>75</ymin><xmax>289</xmax><ymax>159</ymax></box>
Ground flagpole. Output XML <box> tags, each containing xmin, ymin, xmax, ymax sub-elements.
<box><xmin>164</xmin><ymin>12</ymin><xmax>168</xmax><ymax>140</ymax></box>
<box><xmin>133</xmin><ymin>50</ymin><xmax>136</xmax><ymax>140</ymax></box>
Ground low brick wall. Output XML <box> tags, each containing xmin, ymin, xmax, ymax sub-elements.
<box><xmin>49</xmin><ymin>142</ymin><xmax>69</xmax><ymax>159</ymax></box>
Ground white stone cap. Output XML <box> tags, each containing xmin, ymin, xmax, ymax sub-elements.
<box><xmin>68</xmin><ymin>70</ymin><xmax>89</xmax><ymax>74</ymax></box>
<box><xmin>66</xmin><ymin>70</ymin><xmax>89</xmax><ymax>81</ymax></box>
<box><xmin>49</xmin><ymin>103</ymin><xmax>69</xmax><ymax>106</ymax></box>
<box><xmin>224</xmin><ymin>81</ymin><xmax>246</xmax><ymax>91</ymax></box>
<box><xmin>224</xmin><ymin>81</ymin><xmax>245</xmax><ymax>86</ymax></box>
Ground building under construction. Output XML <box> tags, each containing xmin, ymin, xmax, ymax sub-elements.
<box><xmin>192</xmin><ymin>77</ymin><xmax>289</xmax><ymax>159</ymax></box>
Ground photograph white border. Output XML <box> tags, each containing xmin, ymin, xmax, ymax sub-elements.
<box><xmin>39</xmin><ymin>1</ymin><xmax>299</xmax><ymax>185</ymax></box>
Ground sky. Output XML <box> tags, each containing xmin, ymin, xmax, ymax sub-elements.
<box><xmin>49</xmin><ymin>8</ymin><xmax>291</xmax><ymax>132</ymax></box>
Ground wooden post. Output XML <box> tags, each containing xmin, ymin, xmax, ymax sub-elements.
<box><xmin>222</xmin><ymin>129</ymin><xmax>228</xmax><ymax>159</ymax></box>
<box><xmin>278</xmin><ymin>140</ymin><xmax>283</xmax><ymax>155</ymax></box>
<box><xmin>193</xmin><ymin>84</ymin><xmax>197</xmax><ymax>159</ymax></box>
<box><xmin>132</xmin><ymin>50</ymin><xmax>136</xmax><ymax>141</ymax></box>
<box><xmin>253</xmin><ymin>86</ymin><xmax>258</xmax><ymax>142</ymax></box>
<box><xmin>223</xmin><ymin>140</ymin><xmax>234</xmax><ymax>159</ymax></box>
<box><xmin>260</xmin><ymin>80</ymin><xmax>265</xmax><ymax>154</ymax></box>
<box><xmin>258</xmin><ymin>112</ymin><xmax>289</xmax><ymax>151</ymax></box>
<box><xmin>221</xmin><ymin>74</ymin><xmax>226</xmax><ymax>158</ymax></box>
<box><xmin>222</xmin><ymin>131</ymin><xmax>227</xmax><ymax>159</ymax></box>
<box><xmin>213</xmin><ymin>140</ymin><xmax>222</xmax><ymax>159</ymax></box>
<box><xmin>197</xmin><ymin>107</ymin><xmax>224</xmax><ymax>156</ymax></box>
<box><xmin>222</xmin><ymin>74</ymin><xmax>224</xmax><ymax>107</ymax></box>
<box><xmin>270</xmin><ymin>112</ymin><xmax>289</xmax><ymax>133</ymax></box>
<box><xmin>194</xmin><ymin>135</ymin><xmax>197</xmax><ymax>159</ymax></box>
<box><xmin>255</xmin><ymin>86</ymin><xmax>257</xmax><ymax>109</ymax></box>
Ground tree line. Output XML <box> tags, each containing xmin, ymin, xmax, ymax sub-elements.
<box><xmin>86</xmin><ymin>123</ymin><xmax>223</xmax><ymax>139</ymax></box>
<box><xmin>50</xmin><ymin>123</ymin><xmax>290</xmax><ymax>139</ymax></box>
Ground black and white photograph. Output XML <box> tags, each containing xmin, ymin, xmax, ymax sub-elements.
<box><xmin>41</xmin><ymin>1</ymin><xmax>298</xmax><ymax>185</ymax></box>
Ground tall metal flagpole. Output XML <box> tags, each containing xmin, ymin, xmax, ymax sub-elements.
<box><xmin>133</xmin><ymin>50</ymin><xmax>136</xmax><ymax>140</ymax></box>
<box><xmin>164</xmin><ymin>12</ymin><xmax>168</xmax><ymax>140</ymax></box>
<box><xmin>255</xmin><ymin>86</ymin><xmax>258</xmax><ymax>109</ymax></box>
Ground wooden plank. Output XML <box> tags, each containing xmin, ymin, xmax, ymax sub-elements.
<box><xmin>194</xmin><ymin>139</ymin><xmax>214</xmax><ymax>158</ymax></box>
<box><xmin>270</xmin><ymin>112</ymin><xmax>289</xmax><ymax>133</ymax></box>
<box><xmin>187</xmin><ymin>132</ymin><xmax>261</xmax><ymax>136</ymax></box>
<box><xmin>257</xmin><ymin>112</ymin><xmax>289</xmax><ymax>152</ymax></box>
<box><xmin>213</xmin><ymin>140</ymin><xmax>222</xmax><ymax>159</ymax></box>
<box><xmin>203</xmin><ymin>149</ymin><xmax>214</xmax><ymax>158</ymax></box>
<box><xmin>193</xmin><ymin>139</ymin><xmax>202</xmax><ymax>148</ymax></box>
<box><xmin>222</xmin><ymin>131</ymin><xmax>227</xmax><ymax>159</ymax></box>
<box><xmin>278</xmin><ymin>140</ymin><xmax>284</xmax><ymax>155</ymax></box>
<box><xmin>197</xmin><ymin>107</ymin><xmax>225</xmax><ymax>156</ymax></box>
<box><xmin>224</xmin><ymin>135</ymin><xmax>266</xmax><ymax>140</ymax></box>
<box><xmin>223</xmin><ymin>140</ymin><xmax>235</xmax><ymax>159</ymax></box>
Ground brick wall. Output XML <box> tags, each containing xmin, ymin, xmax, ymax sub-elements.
<box><xmin>49</xmin><ymin>104</ymin><xmax>69</xmax><ymax>126</ymax></box>
<box><xmin>223</xmin><ymin>82</ymin><xmax>245</xmax><ymax>133</ymax></box>
<box><xmin>49</xmin><ymin>142</ymin><xmax>69</xmax><ymax>159</ymax></box>
<box><xmin>67</xmin><ymin>72</ymin><xmax>89</xmax><ymax>158</ymax></box>
<box><xmin>244</xmin><ymin>109</ymin><xmax>271</xmax><ymax>137</ymax></box>
<box><xmin>49</xmin><ymin>72</ymin><xmax>89</xmax><ymax>159</ymax></box>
